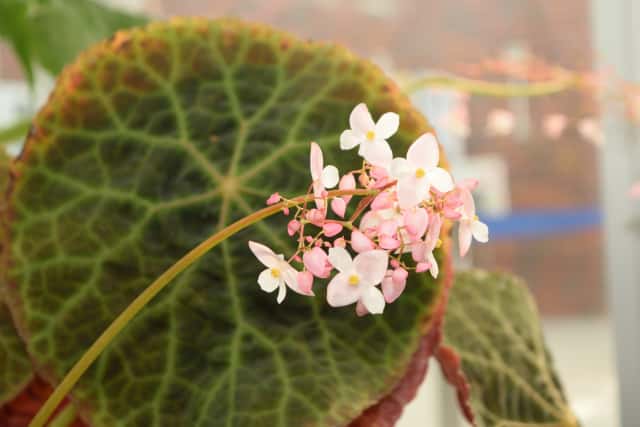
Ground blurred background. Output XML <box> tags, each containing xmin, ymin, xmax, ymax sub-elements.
<box><xmin>1</xmin><ymin>1</ymin><xmax>638</xmax><ymax>426</ymax></box>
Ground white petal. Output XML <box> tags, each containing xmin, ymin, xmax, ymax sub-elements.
<box><xmin>390</xmin><ymin>157</ymin><xmax>411</xmax><ymax>179</ymax></box>
<box><xmin>360</xmin><ymin>140</ymin><xmax>392</xmax><ymax>168</ymax></box>
<box><xmin>322</xmin><ymin>165</ymin><xmax>339</xmax><ymax>189</ymax></box>
<box><xmin>309</xmin><ymin>142</ymin><xmax>323</xmax><ymax>181</ymax></box>
<box><xmin>397</xmin><ymin>176</ymin><xmax>420</xmax><ymax>210</ymax></box>
<box><xmin>375</xmin><ymin>112</ymin><xmax>400</xmax><ymax>139</ymax></box>
<box><xmin>258</xmin><ymin>269</ymin><xmax>280</xmax><ymax>292</ymax></box>
<box><xmin>326</xmin><ymin>273</ymin><xmax>361</xmax><ymax>307</ymax></box>
<box><xmin>340</xmin><ymin>129</ymin><xmax>362</xmax><ymax>150</ymax></box>
<box><xmin>281</xmin><ymin>263</ymin><xmax>304</xmax><ymax>295</ymax></box>
<box><xmin>471</xmin><ymin>220</ymin><xmax>489</xmax><ymax>243</ymax></box>
<box><xmin>276</xmin><ymin>282</ymin><xmax>287</xmax><ymax>304</ymax></box>
<box><xmin>426</xmin><ymin>252</ymin><xmax>439</xmax><ymax>279</ymax></box>
<box><xmin>354</xmin><ymin>250</ymin><xmax>388</xmax><ymax>285</ymax></box>
<box><xmin>328</xmin><ymin>246</ymin><xmax>353</xmax><ymax>273</ymax></box>
<box><xmin>248</xmin><ymin>241</ymin><xmax>279</xmax><ymax>268</ymax></box>
<box><xmin>349</xmin><ymin>103</ymin><xmax>375</xmax><ymax>134</ymax></box>
<box><xmin>407</xmin><ymin>133</ymin><xmax>439</xmax><ymax>169</ymax></box>
<box><xmin>361</xmin><ymin>287</ymin><xmax>385</xmax><ymax>314</ymax></box>
<box><xmin>427</xmin><ymin>168</ymin><xmax>454</xmax><ymax>193</ymax></box>
<box><xmin>460</xmin><ymin>187</ymin><xmax>476</xmax><ymax>218</ymax></box>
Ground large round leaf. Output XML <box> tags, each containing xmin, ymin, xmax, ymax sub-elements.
<box><xmin>5</xmin><ymin>18</ymin><xmax>447</xmax><ymax>426</ymax></box>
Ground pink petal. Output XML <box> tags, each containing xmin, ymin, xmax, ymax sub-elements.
<box><xmin>379</xmin><ymin>235</ymin><xmax>400</xmax><ymax>250</ymax></box>
<box><xmin>407</xmin><ymin>133</ymin><xmax>439</xmax><ymax>169</ymax></box>
<box><xmin>297</xmin><ymin>271</ymin><xmax>315</xmax><ymax>295</ymax></box>
<box><xmin>351</xmin><ymin>229</ymin><xmax>376</xmax><ymax>253</ymax></box>
<box><xmin>404</xmin><ymin>209</ymin><xmax>429</xmax><ymax>238</ymax></box>
<box><xmin>459</xmin><ymin>187</ymin><xmax>476</xmax><ymax>218</ymax></box>
<box><xmin>248</xmin><ymin>241</ymin><xmax>279</xmax><ymax>268</ymax></box>
<box><xmin>339</xmin><ymin>173</ymin><xmax>356</xmax><ymax>204</ymax></box>
<box><xmin>457</xmin><ymin>178</ymin><xmax>479</xmax><ymax>191</ymax></box>
<box><xmin>349</xmin><ymin>103</ymin><xmax>375</xmax><ymax>134</ymax></box>
<box><xmin>306</xmin><ymin>208</ymin><xmax>326</xmax><ymax>226</ymax></box>
<box><xmin>333</xmin><ymin>237</ymin><xmax>347</xmax><ymax>248</ymax></box>
<box><xmin>378</xmin><ymin>219</ymin><xmax>399</xmax><ymax>237</ymax></box>
<box><xmin>303</xmin><ymin>247</ymin><xmax>332</xmax><ymax>278</ymax></box>
<box><xmin>382</xmin><ymin>270</ymin><xmax>407</xmax><ymax>304</ymax></box>
<box><xmin>355</xmin><ymin>300</ymin><xmax>369</xmax><ymax>317</ymax></box>
<box><xmin>459</xmin><ymin>223</ymin><xmax>473</xmax><ymax>257</ymax></box>
<box><xmin>323</xmin><ymin>222</ymin><xmax>344</xmax><ymax>237</ymax></box>
<box><xmin>397</xmin><ymin>175</ymin><xmax>420</xmax><ymax>209</ymax></box>
<box><xmin>416</xmin><ymin>262</ymin><xmax>430</xmax><ymax>273</ymax></box>
<box><xmin>266</xmin><ymin>192</ymin><xmax>281</xmax><ymax>205</ymax></box>
<box><xmin>310</xmin><ymin>142</ymin><xmax>323</xmax><ymax>181</ymax></box>
<box><xmin>371</xmin><ymin>191</ymin><xmax>394</xmax><ymax>211</ymax></box>
<box><xmin>392</xmin><ymin>267</ymin><xmax>409</xmax><ymax>285</ymax></box>
<box><xmin>287</xmin><ymin>220</ymin><xmax>301</xmax><ymax>236</ymax></box>
<box><xmin>331</xmin><ymin>197</ymin><xmax>346</xmax><ymax>218</ymax></box>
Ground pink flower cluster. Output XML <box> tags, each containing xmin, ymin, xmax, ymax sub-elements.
<box><xmin>249</xmin><ymin>103</ymin><xmax>488</xmax><ymax>315</ymax></box>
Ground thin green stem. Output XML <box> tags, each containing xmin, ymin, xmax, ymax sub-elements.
<box><xmin>403</xmin><ymin>74</ymin><xmax>579</xmax><ymax>97</ymax></box>
<box><xmin>29</xmin><ymin>187</ymin><xmax>376</xmax><ymax>427</ymax></box>
<box><xmin>47</xmin><ymin>404</ymin><xmax>78</xmax><ymax>427</ymax></box>
<box><xmin>0</xmin><ymin>118</ymin><xmax>31</xmax><ymax>145</ymax></box>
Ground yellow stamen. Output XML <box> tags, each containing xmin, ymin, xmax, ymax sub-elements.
<box><xmin>415</xmin><ymin>168</ymin><xmax>426</xmax><ymax>178</ymax></box>
<box><xmin>348</xmin><ymin>274</ymin><xmax>360</xmax><ymax>286</ymax></box>
<box><xmin>270</xmin><ymin>268</ymin><xmax>281</xmax><ymax>278</ymax></box>
<box><xmin>366</xmin><ymin>130</ymin><xmax>375</xmax><ymax>141</ymax></box>
<box><xmin>435</xmin><ymin>239</ymin><xmax>442</xmax><ymax>249</ymax></box>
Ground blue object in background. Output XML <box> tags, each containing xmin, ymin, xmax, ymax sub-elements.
<box><xmin>480</xmin><ymin>207</ymin><xmax>602</xmax><ymax>240</ymax></box>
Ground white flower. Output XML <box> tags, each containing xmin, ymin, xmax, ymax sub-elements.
<box><xmin>340</xmin><ymin>103</ymin><xmax>399</xmax><ymax>168</ymax></box>
<box><xmin>248</xmin><ymin>241</ymin><xmax>313</xmax><ymax>303</ymax></box>
<box><xmin>310</xmin><ymin>142</ymin><xmax>339</xmax><ymax>210</ymax></box>
<box><xmin>391</xmin><ymin>133</ymin><xmax>454</xmax><ymax>209</ymax></box>
<box><xmin>326</xmin><ymin>247</ymin><xmax>388</xmax><ymax>314</ymax></box>
<box><xmin>458</xmin><ymin>188</ymin><xmax>489</xmax><ymax>257</ymax></box>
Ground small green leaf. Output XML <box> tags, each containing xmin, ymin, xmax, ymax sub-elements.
<box><xmin>441</xmin><ymin>270</ymin><xmax>578</xmax><ymax>427</ymax></box>
<box><xmin>0</xmin><ymin>0</ymin><xmax>147</xmax><ymax>82</ymax></box>
<box><xmin>6</xmin><ymin>19</ymin><xmax>445</xmax><ymax>426</ymax></box>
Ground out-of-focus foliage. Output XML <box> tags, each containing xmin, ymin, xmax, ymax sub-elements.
<box><xmin>0</xmin><ymin>0</ymin><xmax>147</xmax><ymax>83</ymax></box>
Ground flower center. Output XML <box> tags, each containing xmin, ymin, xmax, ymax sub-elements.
<box><xmin>366</xmin><ymin>130</ymin><xmax>375</xmax><ymax>141</ymax></box>
<box><xmin>348</xmin><ymin>274</ymin><xmax>360</xmax><ymax>286</ymax></box>
<box><xmin>415</xmin><ymin>168</ymin><xmax>426</xmax><ymax>178</ymax></box>
<box><xmin>270</xmin><ymin>268</ymin><xmax>281</xmax><ymax>278</ymax></box>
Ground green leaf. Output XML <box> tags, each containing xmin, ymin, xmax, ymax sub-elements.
<box><xmin>440</xmin><ymin>270</ymin><xmax>578</xmax><ymax>427</ymax></box>
<box><xmin>0</xmin><ymin>0</ymin><xmax>147</xmax><ymax>82</ymax></box>
<box><xmin>5</xmin><ymin>19</ymin><xmax>445</xmax><ymax>426</ymax></box>
<box><xmin>0</xmin><ymin>302</ymin><xmax>33</xmax><ymax>406</ymax></box>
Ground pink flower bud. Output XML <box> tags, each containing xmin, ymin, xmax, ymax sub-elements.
<box><xmin>266</xmin><ymin>192</ymin><xmax>281</xmax><ymax>205</ymax></box>
<box><xmin>355</xmin><ymin>300</ymin><xmax>369</xmax><ymax>317</ymax></box>
<box><xmin>404</xmin><ymin>209</ymin><xmax>429</xmax><ymax>238</ymax></box>
<box><xmin>382</xmin><ymin>270</ymin><xmax>407</xmax><ymax>304</ymax></box>
<box><xmin>333</xmin><ymin>237</ymin><xmax>347</xmax><ymax>248</ymax></box>
<box><xmin>303</xmin><ymin>247</ymin><xmax>332</xmax><ymax>278</ymax></box>
<box><xmin>379</xmin><ymin>235</ymin><xmax>400</xmax><ymax>250</ymax></box>
<box><xmin>351</xmin><ymin>229</ymin><xmax>376</xmax><ymax>253</ymax></box>
<box><xmin>297</xmin><ymin>271</ymin><xmax>315</xmax><ymax>295</ymax></box>
<box><xmin>339</xmin><ymin>173</ymin><xmax>356</xmax><ymax>204</ymax></box>
<box><xmin>323</xmin><ymin>222</ymin><xmax>343</xmax><ymax>237</ymax></box>
<box><xmin>416</xmin><ymin>262</ymin><xmax>431</xmax><ymax>273</ymax></box>
<box><xmin>282</xmin><ymin>207</ymin><xmax>290</xmax><ymax>216</ymax></box>
<box><xmin>287</xmin><ymin>220</ymin><xmax>301</xmax><ymax>236</ymax></box>
<box><xmin>392</xmin><ymin>267</ymin><xmax>409</xmax><ymax>286</ymax></box>
<box><xmin>358</xmin><ymin>173</ymin><xmax>370</xmax><ymax>187</ymax></box>
<box><xmin>331</xmin><ymin>197</ymin><xmax>346</xmax><ymax>218</ymax></box>
<box><xmin>306</xmin><ymin>208</ymin><xmax>326</xmax><ymax>226</ymax></box>
<box><xmin>293</xmin><ymin>255</ymin><xmax>302</xmax><ymax>263</ymax></box>
<box><xmin>390</xmin><ymin>259</ymin><xmax>400</xmax><ymax>269</ymax></box>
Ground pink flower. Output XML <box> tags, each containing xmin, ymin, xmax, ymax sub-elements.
<box><xmin>326</xmin><ymin>247</ymin><xmax>388</xmax><ymax>314</ymax></box>
<box><xmin>331</xmin><ymin>197</ymin><xmax>347</xmax><ymax>218</ymax></box>
<box><xmin>287</xmin><ymin>220</ymin><xmax>301</xmax><ymax>236</ymax></box>
<box><xmin>310</xmin><ymin>142</ymin><xmax>339</xmax><ymax>210</ymax></box>
<box><xmin>248</xmin><ymin>241</ymin><xmax>313</xmax><ymax>303</ymax></box>
<box><xmin>303</xmin><ymin>247</ymin><xmax>332</xmax><ymax>278</ymax></box>
<box><xmin>338</xmin><ymin>173</ymin><xmax>356</xmax><ymax>205</ymax></box>
<box><xmin>403</xmin><ymin>208</ymin><xmax>429</xmax><ymax>239</ymax></box>
<box><xmin>391</xmin><ymin>134</ymin><xmax>454</xmax><ymax>209</ymax></box>
<box><xmin>297</xmin><ymin>271</ymin><xmax>314</xmax><ymax>295</ymax></box>
<box><xmin>339</xmin><ymin>103</ymin><xmax>398</xmax><ymax>167</ymax></box>
<box><xmin>382</xmin><ymin>268</ymin><xmax>408</xmax><ymax>303</ymax></box>
<box><xmin>543</xmin><ymin>114</ymin><xmax>568</xmax><ymax>140</ymax></box>
<box><xmin>266</xmin><ymin>192</ymin><xmax>281</xmax><ymax>205</ymax></box>
<box><xmin>486</xmin><ymin>109</ymin><xmax>515</xmax><ymax>137</ymax></box>
<box><xmin>371</xmin><ymin>191</ymin><xmax>395</xmax><ymax>210</ymax></box>
<box><xmin>410</xmin><ymin>214</ymin><xmax>442</xmax><ymax>279</ymax></box>
<box><xmin>305</xmin><ymin>208</ymin><xmax>326</xmax><ymax>226</ymax></box>
<box><xmin>458</xmin><ymin>188</ymin><xmax>489</xmax><ymax>257</ymax></box>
